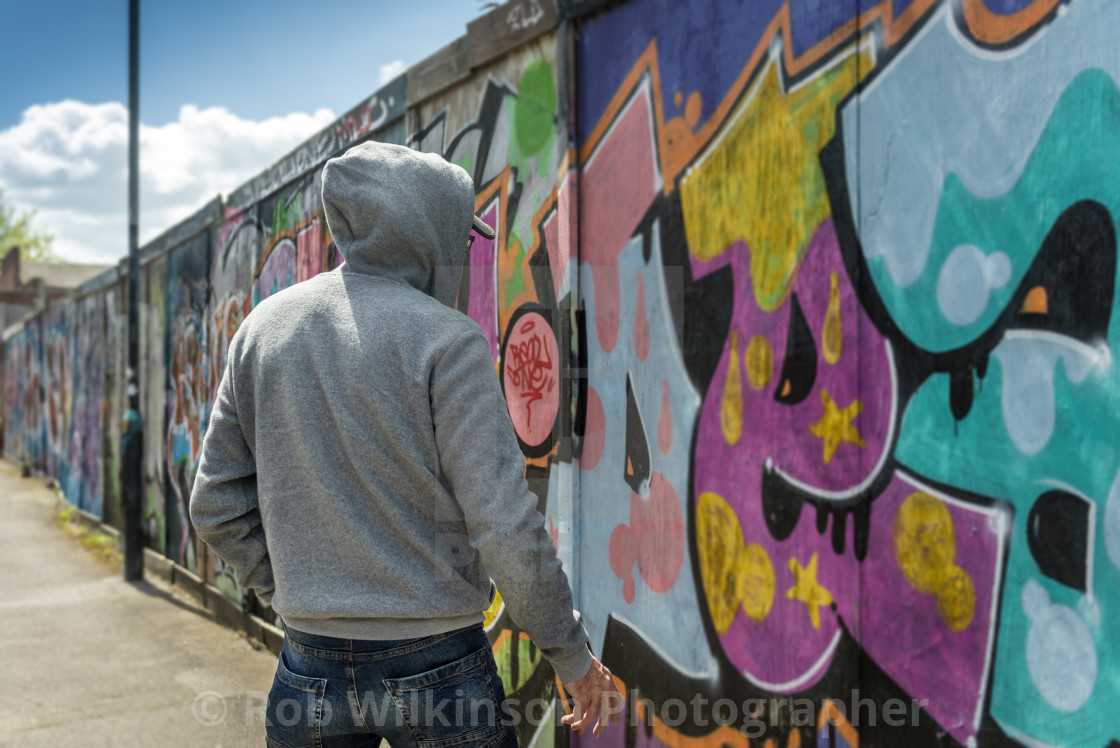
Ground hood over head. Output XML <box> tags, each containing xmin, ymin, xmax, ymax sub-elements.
<box><xmin>321</xmin><ymin>141</ymin><xmax>477</xmax><ymax>305</ymax></box>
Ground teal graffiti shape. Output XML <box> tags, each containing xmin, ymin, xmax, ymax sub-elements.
<box><xmin>870</xmin><ymin>69</ymin><xmax>1120</xmax><ymax>353</ymax></box>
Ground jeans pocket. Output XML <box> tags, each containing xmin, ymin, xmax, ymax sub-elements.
<box><xmin>383</xmin><ymin>647</ymin><xmax>506</xmax><ymax>747</ymax></box>
<box><xmin>266</xmin><ymin>649</ymin><xmax>329</xmax><ymax>748</ymax></box>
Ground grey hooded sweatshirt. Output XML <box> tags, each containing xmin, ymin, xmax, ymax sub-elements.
<box><xmin>189</xmin><ymin>141</ymin><xmax>591</xmax><ymax>684</ymax></box>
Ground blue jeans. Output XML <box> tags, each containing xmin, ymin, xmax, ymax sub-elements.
<box><xmin>265</xmin><ymin>623</ymin><xmax>520</xmax><ymax>748</ymax></box>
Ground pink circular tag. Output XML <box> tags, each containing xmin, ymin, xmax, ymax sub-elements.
<box><xmin>502</xmin><ymin>311</ymin><xmax>560</xmax><ymax>448</ymax></box>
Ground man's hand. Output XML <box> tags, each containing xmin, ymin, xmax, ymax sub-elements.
<box><xmin>560</xmin><ymin>655</ymin><xmax>623</xmax><ymax>737</ymax></box>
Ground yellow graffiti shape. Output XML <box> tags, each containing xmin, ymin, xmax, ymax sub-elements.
<box><xmin>938</xmin><ymin>566</ymin><xmax>976</xmax><ymax>633</ymax></box>
<box><xmin>894</xmin><ymin>492</ymin><xmax>955</xmax><ymax>593</ymax></box>
<box><xmin>787</xmin><ymin>553</ymin><xmax>833</xmax><ymax>630</ymax></box>
<box><xmin>696</xmin><ymin>492</ymin><xmax>747</xmax><ymax>633</ymax></box>
<box><xmin>679</xmin><ymin>50</ymin><xmax>868</xmax><ymax>311</ymax></box>
<box><xmin>483</xmin><ymin>587</ymin><xmax>504</xmax><ymax>628</ymax></box>
<box><xmin>745</xmin><ymin>334</ymin><xmax>774</xmax><ymax>390</ymax></box>
<box><xmin>697</xmin><ymin>493</ymin><xmax>776</xmax><ymax>632</ymax></box>
<box><xmin>721</xmin><ymin>332</ymin><xmax>744</xmax><ymax>445</ymax></box>
<box><xmin>808</xmin><ymin>388</ymin><xmax>865</xmax><ymax>465</ymax></box>
<box><xmin>893</xmin><ymin>492</ymin><xmax>976</xmax><ymax>632</ymax></box>
<box><xmin>822</xmin><ymin>271</ymin><xmax>843</xmax><ymax>365</ymax></box>
<box><xmin>740</xmin><ymin>542</ymin><xmax>776</xmax><ymax>623</ymax></box>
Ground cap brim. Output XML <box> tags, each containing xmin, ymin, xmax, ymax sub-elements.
<box><xmin>472</xmin><ymin>214</ymin><xmax>496</xmax><ymax>240</ymax></box>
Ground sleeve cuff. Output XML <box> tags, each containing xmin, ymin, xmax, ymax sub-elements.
<box><xmin>551</xmin><ymin>644</ymin><xmax>594</xmax><ymax>684</ymax></box>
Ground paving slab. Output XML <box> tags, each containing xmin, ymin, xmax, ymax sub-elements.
<box><xmin>0</xmin><ymin>459</ymin><xmax>278</xmax><ymax>747</ymax></box>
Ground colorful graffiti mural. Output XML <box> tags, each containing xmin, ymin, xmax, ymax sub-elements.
<box><xmin>572</xmin><ymin>0</ymin><xmax>1118</xmax><ymax>745</ymax></box>
<box><xmin>5</xmin><ymin>0</ymin><xmax>1118</xmax><ymax>745</ymax></box>
<box><xmin>826</xmin><ymin>2</ymin><xmax>1120</xmax><ymax>743</ymax></box>
<box><xmin>411</xmin><ymin>38</ymin><xmax>579</xmax><ymax>746</ymax></box>
<box><xmin>4</xmin><ymin>299</ymin><xmax>108</xmax><ymax>516</ymax></box>
<box><xmin>165</xmin><ymin>234</ymin><xmax>211</xmax><ymax>571</ymax></box>
<box><xmin>140</xmin><ymin>254</ymin><xmax>168</xmax><ymax>555</ymax></box>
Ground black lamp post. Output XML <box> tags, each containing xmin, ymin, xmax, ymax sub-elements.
<box><xmin>123</xmin><ymin>0</ymin><xmax>144</xmax><ymax>582</ymax></box>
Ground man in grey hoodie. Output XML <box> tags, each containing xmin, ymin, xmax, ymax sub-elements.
<box><xmin>190</xmin><ymin>141</ymin><xmax>618</xmax><ymax>747</ymax></box>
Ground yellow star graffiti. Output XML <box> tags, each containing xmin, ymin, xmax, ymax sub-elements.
<box><xmin>808</xmin><ymin>388</ymin><xmax>865</xmax><ymax>465</ymax></box>
<box><xmin>786</xmin><ymin>553</ymin><xmax>833</xmax><ymax>630</ymax></box>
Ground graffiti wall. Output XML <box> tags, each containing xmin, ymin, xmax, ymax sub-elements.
<box><xmin>4</xmin><ymin>289</ymin><xmax>114</xmax><ymax>517</ymax></box>
<box><xmin>572</xmin><ymin>0</ymin><xmax>1119</xmax><ymax>746</ymax></box>
<box><xmin>4</xmin><ymin>317</ymin><xmax>45</xmax><ymax>471</ymax></box>
<box><xmin>4</xmin><ymin>0</ymin><xmax>1119</xmax><ymax>744</ymax></box>
<box><xmin>140</xmin><ymin>253</ymin><xmax>168</xmax><ymax>555</ymax></box>
<box><xmin>101</xmin><ymin>287</ymin><xmax>125</xmax><ymax>529</ymax></box>
<box><xmin>410</xmin><ymin>33</ymin><xmax>578</xmax><ymax>746</ymax></box>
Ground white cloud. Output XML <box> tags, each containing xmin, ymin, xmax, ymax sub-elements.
<box><xmin>379</xmin><ymin>59</ymin><xmax>406</xmax><ymax>86</ymax></box>
<box><xmin>0</xmin><ymin>100</ymin><xmax>336</xmax><ymax>264</ymax></box>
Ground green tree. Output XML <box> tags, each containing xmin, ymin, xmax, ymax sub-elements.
<box><xmin>1</xmin><ymin>189</ymin><xmax>61</xmax><ymax>262</ymax></box>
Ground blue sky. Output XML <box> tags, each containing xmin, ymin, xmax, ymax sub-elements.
<box><xmin>0</xmin><ymin>0</ymin><xmax>485</xmax><ymax>262</ymax></box>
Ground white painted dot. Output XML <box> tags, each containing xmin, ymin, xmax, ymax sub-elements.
<box><xmin>1022</xmin><ymin>579</ymin><xmax>1097</xmax><ymax>712</ymax></box>
<box><xmin>937</xmin><ymin>245</ymin><xmax>1000</xmax><ymax>326</ymax></box>
<box><xmin>1021</xmin><ymin>578</ymin><xmax>1049</xmax><ymax>621</ymax></box>
<box><xmin>984</xmin><ymin>252</ymin><xmax>1012</xmax><ymax>288</ymax></box>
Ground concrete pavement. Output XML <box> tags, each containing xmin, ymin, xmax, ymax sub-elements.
<box><xmin>0</xmin><ymin>459</ymin><xmax>278</xmax><ymax>747</ymax></box>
